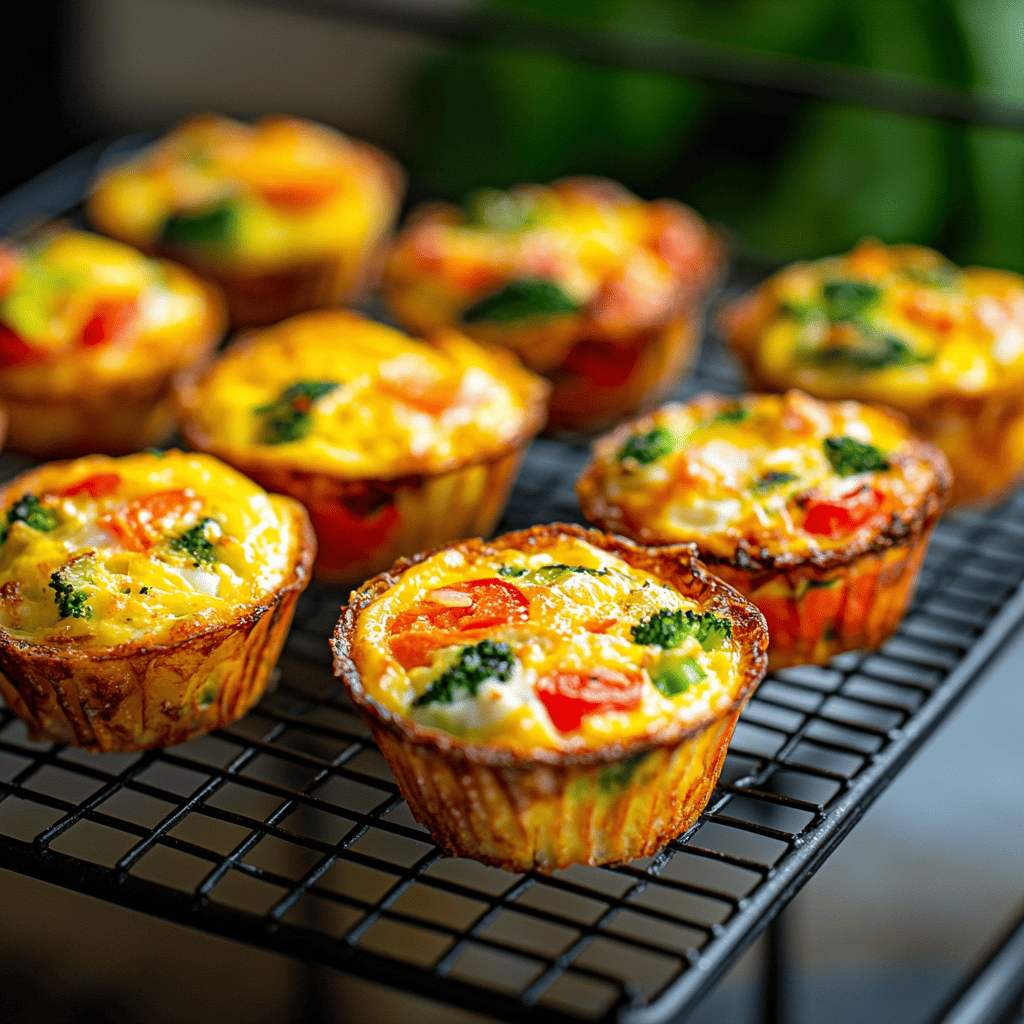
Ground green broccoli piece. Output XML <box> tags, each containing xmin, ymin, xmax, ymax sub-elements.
<box><xmin>160</xmin><ymin>202</ymin><xmax>235</xmax><ymax>246</ymax></box>
<box><xmin>1</xmin><ymin>494</ymin><xmax>57</xmax><ymax>544</ymax></box>
<box><xmin>617</xmin><ymin>426</ymin><xmax>676</xmax><ymax>465</ymax></box>
<box><xmin>462</xmin><ymin>279</ymin><xmax>579</xmax><ymax>323</ymax></box>
<box><xmin>632</xmin><ymin>608</ymin><xmax>732</xmax><ymax>651</ymax></box>
<box><xmin>810</xmin><ymin>332</ymin><xmax>930</xmax><ymax>370</ymax></box>
<box><xmin>824</xmin><ymin>436</ymin><xmax>890</xmax><ymax>477</ymax></box>
<box><xmin>413</xmin><ymin>639</ymin><xmax>515</xmax><ymax>707</ymax></box>
<box><xmin>651</xmin><ymin>656</ymin><xmax>707</xmax><ymax>698</ymax></box>
<box><xmin>49</xmin><ymin>566</ymin><xmax>92</xmax><ymax>620</ymax></box>
<box><xmin>521</xmin><ymin>564</ymin><xmax>609</xmax><ymax>585</ymax></box>
<box><xmin>821</xmin><ymin>280</ymin><xmax>881</xmax><ymax>321</ymax></box>
<box><xmin>712</xmin><ymin>406</ymin><xmax>749</xmax><ymax>425</ymax></box>
<box><xmin>497</xmin><ymin>565</ymin><xmax>529</xmax><ymax>578</ymax></box>
<box><xmin>751</xmin><ymin>470</ymin><xmax>798</xmax><ymax>495</ymax></box>
<box><xmin>170</xmin><ymin>517</ymin><xmax>220</xmax><ymax>565</ymax></box>
<box><xmin>255</xmin><ymin>380</ymin><xmax>341</xmax><ymax>444</ymax></box>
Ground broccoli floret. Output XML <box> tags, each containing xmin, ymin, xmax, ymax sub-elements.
<box><xmin>523</xmin><ymin>564</ymin><xmax>609</xmax><ymax>585</ymax></box>
<box><xmin>632</xmin><ymin>608</ymin><xmax>732</xmax><ymax>651</ymax></box>
<box><xmin>170</xmin><ymin>517</ymin><xmax>220</xmax><ymax>565</ymax></box>
<box><xmin>497</xmin><ymin>565</ymin><xmax>529</xmax><ymax>578</ymax></box>
<box><xmin>462</xmin><ymin>279</ymin><xmax>580</xmax><ymax>323</ymax></box>
<box><xmin>751</xmin><ymin>470</ymin><xmax>798</xmax><ymax>495</ymax></box>
<box><xmin>810</xmin><ymin>333</ymin><xmax>929</xmax><ymax>370</ymax></box>
<box><xmin>1</xmin><ymin>494</ymin><xmax>57</xmax><ymax>544</ymax></box>
<box><xmin>413</xmin><ymin>640</ymin><xmax>515</xmax><ymax>707</ymax></box>
<box><xmin>821</xmin><ymin>280</ymin><xmax>881</xmax><ymax>321</ymax></box>
<box><xmin>617</xmin><ymin>426</ymin><xmax>676</xmax><ymax>465</ymax></box>
<box><xmin>49</xmin><ymin>567</ymin><xmax>92</xmax><ymax>620</ymax></box>
<box><xmin>824</xmin><ymin>436</ymin><xmax>890</xmax><ymax>477</ymax></box>
<box><xmin>255</xmin><ymin>380</ymin><xmax>341</xmax><ymax>444</ymax></box>
<box><xmin>650</xmin><ymin>656</ymin><xmax>707</xmax><ymax>698</ymax></box>
<box><xmin>712</xmin><ymin>406</ymin><xmax>748</xmax><ymax>425</ymax></box>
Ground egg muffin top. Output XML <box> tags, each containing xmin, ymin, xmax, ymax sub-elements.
<box><xmin>177</xmin><ymin>310</ymin><xmax>549</xmax><ymax>478</ymax></box>
<box><xmin>87</xmin><ymin>114</ymin><xmax>400</xmax><ymax>270</ymax></box>
<box><xmin>385</xmin><ymin>177</ymin><xmax>722</xmax><ymax>353</ymax></box>
<box><xmin>577</xmin><ymin>391</ymin><xmax>951</xmax><ymax>565</ymax></box>
<box><xmin>339</xmin><ymin>527</ymin><xmax>766</xmax><ymax>757</ymax></box>
<box><xmin>0</xmin><ymin>229</ymin><xmax>220</xmax><ymax>390</ymax></box>
<box><xmin>0</xmin><ymin>450</ymin><xmax>306</xmax><ymax>649</ymax></box>
<box><xmin>722</xmin><ymin>238</ymin><xmax>1024</xmax><ymax>408</ymax></box>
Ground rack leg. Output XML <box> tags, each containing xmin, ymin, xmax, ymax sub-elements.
<box><xmin>762</xmin><ymin>913</ymin><xmax>787</xmax><ymax>1024</ymax></box>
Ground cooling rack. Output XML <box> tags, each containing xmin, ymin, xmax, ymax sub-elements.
<box><xmin>2</xmin><ymin>144</ymin><xmax>1024</xmax><ymax>1024</ymax></box>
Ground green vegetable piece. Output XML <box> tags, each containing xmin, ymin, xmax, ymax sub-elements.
<box><xmin>524</xmin><ymin>564</ymin><xmax>609</xmax><ymax>585</ymax></box>
<box><xmin>170</xmin><ymin>517</ymin><xmax>220</xmax><ymax>565</ymax></box>
<box><xmin>617</xmin><ymin>426</ymin><xmax>676</xmax><ymax>465</ymax></box>
<box><xmin>651</xmin><ymin>656</ymin><xmax>706</xmax><ymax>698</ymax></box>
<box><xmin>414</xmin><ymin>639</ymin><xmax>515</xmax><ymax>707</ymax></box>
<box><xmin>255</xmin><ymin>380</ymin><xmax>341</xmax><ymax>444</ymax></box>
<box><xmin>464</xmin><ymin>189</ymin><xmax>538</xmax><ymax>232</ymax></box>
<box><xmin>713</xmin><ymin>406</ymin><xmax>749</xmax><ymax>424</ymax></box>
<box><xmin>160</xmin><ymin>202</ymin><xmax>235</xmax><ymax>246</ymax></box>
<box><xmin>824</xmin><ymin>435</ymin><xmax>890</xmax><ymax>477</ymax></box>
<box><xmin>632</xmin><ymin>608</ymin><xmax>732</xmax><ymax>651</ymax></box>
<box><xmin>597</xmin><ymin>751</ymin><xmax>648</xmax><ymax>791</ymax></box>
<box><xmin>139</xmin><ymin>586</ymin><xmax>150</xmax><ymax>595</ymax></box>
<box><xmin>462</xmin><ymin>279</ymin><xmax>579</xmax><ymax>323</ymax></box>
<box><xmin>49</xmin><ymin>567</ymin><xmax>92</xmax><ymax>620</ymax></box>
<box><xmin>1</xmin><ymin>494</ymin><xmax>57</xmax><ymax>544</ymax></box>
<box><xmin>498</xmin><ymin>565</ymin><xmax>529</xmax><ymax>578</ymax></box>
<box><xmin>904</xmin><ymin>264</ymin><xmax>957</xmax><ymax>289</ymax></box>
<box><xmin>812</xmin><ymin>332</ymin><xmax>929</xmax><ymax>370</ymax></box>
<box><xmin>821</xmin><ymin>280</ymin><xmax>881</xmax><ymax>321</ymax></box>
<box><xmin>752</xmin><ymin>470</ymin><xmax>797</xmax><ymax>495</ymax></box>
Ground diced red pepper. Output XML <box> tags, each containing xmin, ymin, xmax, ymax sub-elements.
<box><xmin>80</xmin><ymin>297</ymin><xmax>138</xmax><ymax>348</ymax></box>
<box><xmin>388</xmin><ymin>578</ymin><xmax>530</xmax><ymax>669</ymax></box>
<box><xmin>98</xmin><ymin>489</ymin><xmax>202</xmax><ymax>551</ymax></box>
<box><xmin>0</xmin><ymin>325</ymin><xmax>39</xmax><ymax>369</ymax></box>
<box><xmin>536</xmin><ymin>668</ymin><xmax>643</xmax><ymax>733</ymax></box>
<box><xmin>255</xmin><ymin>179</ymin><xmax>341</xmax><ymax>213</ymax></box>
<box><xmin>308</xmin><ymin>497</ymin><xmax>401</xmax><ymax>576</ymax></box>
<box><xmin>801</xmin><ymin>487</ymin><xmax>884</xmax><ymax>539</ymax></box>
<box><xmin>561</xmin><ymin>340</ymin><xmax>641</xmax><ymax>388</ymax></box>
<box><xmin>53</xmin><ymin>473</ymin><xmax>123</xmax><ymax>500</ymax></box>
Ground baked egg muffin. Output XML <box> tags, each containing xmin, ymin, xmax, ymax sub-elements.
<box><xmin>332</xmin><ymin>524</ymin><xmax>768</xmax><ymax>873</ymax></box>
<box><xmin>721</xmin><ymin>237</ymin><xmax>1024</xmax><ymax>505</ymax></box>
<box><xmin>176</xmin><ymin>310</ymin><xmax>549</xmax><ymax>585</ymax></box>
<box><xmin>577</xmin><ymin>391</ymin><xmax>950</xmax><ymax>670</ymax></box>
<box><xmin>87</xmin><ymin>113</ymin><xmax>404</xmax><ymax>325</ymax></box>
<box><xmin>0</xmin><ymin>228</ymin><xmax>223</xmax><ymax>457</ymax></box>
<box><xmin>0</xmin><ymin>450</ymin><xmax>314</xmax><ymax>751</ymax></box>
<box><xmin>384</xmin><ymin>177</ymin><xmax>724</xmax><ymax>432</ymax></box>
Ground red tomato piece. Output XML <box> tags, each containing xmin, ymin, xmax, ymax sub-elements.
<box><xmin>802</xmin><ymin>487</ymin><xmax>884</xmax><ymax>539</ymax></box>
<box><xmin>536</xmin><ymin>668</ymin><xmax>643</xmax><ymax>733</ymax></box>
<box><xmin>54</xmin><ymin>473</ymin><xmax>123</xmax><ymax>499</ymax></box>
<box><xmin>80</xmin><ymin>297</ymin><xmax>139</xmax><ymax>348</ymax></box>
<box><xmin>561</xmin><ymin>340</ymin><xmax>641</xmax><ymax>388</ymax></box>
<box><xmin>388</xmin><ymin>578</ymin><xmax>530</xmax><ymax>669</ymax></box>
<box><xmin>0</xmin><ymin>325</ymin><xmax>39</xmax><ymax>369</ymax></box>
<box><xmin>98</xmin><ymin>489</ymin><xmax>202</xmax><ymax>552</ymax></box>
<box><xmin>256</xmin><ymin>179</ymin><xmax>341</xmax><ymax>213</ymax></box>
<box><xmin>377</xmin><ymin>362</ymin><xmax>462</xmax><ymax>414</ymax></box>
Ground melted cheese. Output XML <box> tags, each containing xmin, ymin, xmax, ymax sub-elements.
<box><xmin>0</xmin><ymin>451</ymin><xmax>298</xmax><ymax>648</ymax></box>
<box><xmin>353</xmin><ymin>536</ymin><xmax>744</xmax><ymax>755</ymax></box>
<box><xmin>88</xmin><ymin>114</ymin><xmax>395</xmax><ymax>269</ymax></box>
<box><xmin>583</xmin><ymin>391</ymin><xmax>938</xmax><ymax>559</ymax></box>
<box><xmin>183</xmin><ymin>310</ymin><xmax>541</xmax><ymax>476</ymax></box>
<box><xmin>734</xmin><ymin>238</ymin><xmax>1024</xmax><ymax>408</ymax></box>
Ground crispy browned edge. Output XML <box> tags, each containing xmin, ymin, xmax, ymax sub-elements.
<box><xmin>331</xmin><ymin>522</ymin><xmax>769</xmax><ymax>769</ymax></box>
<box><xmin>0</xmin><ymin>460</ymin><xmax>317</xmax><ymax>673</ymax></box>
<box><xmin>172</xmin><ymin>319</ymin><xmax>552</xmax><ymax>485</ymax></box>
<box><xmin>389</xmin><ymin>176</ymin><xmax>730</xmax><ymax>332</ymax></box>
<box><xmin>576</xmin><ymin>391</ymin><xmax>953</xmax><ymax>574</ymax></box>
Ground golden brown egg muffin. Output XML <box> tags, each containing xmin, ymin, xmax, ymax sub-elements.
<box><xmin>384</xmin><ymin>177</ymin><xmax>724</xmax><ymax>432</ymax></box>
<box><xmin>87</xmin><ymin>113</ymin><xmax>404</xmax><ymax>326</ymax></box>
<box><xmin>577</xmin><ymin>391</ymin><xmax>950</xmax><ymax>670</ymax></box>
<box><xmin>721</xmin><ymin>238</ymin><xmax>1024</xmax><ymax>506</ymax></box>
<box><xmin>175</xmin><ymin>310</ymin><xmax>549</xmax><ymax>585</ymax></box>
<box><xmin>0</xmin><ymin>450</ymin><xmax>314</xmax><ymax>751</ymax></box>
<box><xmin>0</xmin><ymin>229</ymin><xmax>223</xmax><ymax>458</ymax></box>
<box><xmin>332</xmin><ymin>524</ymin><xmax>768</xmax><ymax>873</ymax></box>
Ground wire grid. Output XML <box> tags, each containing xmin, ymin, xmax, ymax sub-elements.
<box><xmin>2</xmin><ymin>330</ymin><xmax>1024</xmax><ymax>1024</ymax></box>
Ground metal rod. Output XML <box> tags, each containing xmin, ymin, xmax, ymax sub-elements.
<box><xmin>762</xmin><ymin>914</ymin><xmax>787</xmax><ymax>1024</ymax></box>
<box><xmin>235</xmin><ymin>0</ymin><xmax>1024</xmax><ymax>132</ymax></box>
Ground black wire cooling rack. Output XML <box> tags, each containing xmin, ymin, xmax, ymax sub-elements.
<box><xmin>2</xmin><ymin>143</ymin><xmax>1024</xmax><ymax>1024</ymax></box>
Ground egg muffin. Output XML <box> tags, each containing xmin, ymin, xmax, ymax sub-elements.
<box><xmin>721</xmin><ymin>238</ymin><xmax>1024</xmax><ymax>506</ymax></box>
<box><xmin>88</xmin><ymin>113</ymin><xmax>404</xmax><ymax>326</ymax></box>
<box><xmin>0</xmin><ymin>450</ymin><xmax>314</xmax><ymax>751</ymax></box>
<box><xmin>332</xmin><ymin>524</ymin><xmax>768</xmax><ymax>873</ymax></box>
<box><xmin>384</xmin><ymin>177</ymin><xmax>724</xmax><ymax>432</ymax></box>
<box><xmin>0</xmin><ymin>228</ymin><xmax>223</xmax><ymax>458</ymax></box>
<box><xmin>577</xmin><ymin>391</ymin><xmax>950</xmax><ymax>670</ymax></box>
<box><xmin>176</xmin><ymin>310</ymin><xmax>549</xmax><ymax>585</ymax></box>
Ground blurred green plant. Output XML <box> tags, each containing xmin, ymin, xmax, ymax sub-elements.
<box><xmin>403</xmin><ymin>0</ymin><xmax>1024</xmax><ymax>271</ymax></box>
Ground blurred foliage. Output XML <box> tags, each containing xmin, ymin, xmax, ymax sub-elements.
<box><xmin>404</xmin><ymin>0</ymin><xmax>1024</xmax><ymax>271</ymax></box>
